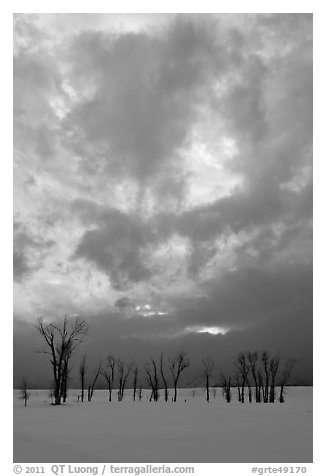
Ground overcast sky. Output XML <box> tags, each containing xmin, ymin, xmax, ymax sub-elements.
<box><xmin>13</xmin><ymin>13</ymin><xmax>312</xmax><ymax>386</ymax></box>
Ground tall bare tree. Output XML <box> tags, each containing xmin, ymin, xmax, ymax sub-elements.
<box><xmin>202</xmin><ymin>356</ymin><xmax>215</xmax><ymax>402</ymax></box>
<box><xmin>145</xmin><ymin>357</ymin><xmax>160</xmax><ymax>402</ymax></box>
<box><xmin>79</xmin><ymin>355</ymin><xmax>87</xmax><ymax>402</ymax></box>
<box><xmin>160</xmin><ymin>353</ymin><xmax>169</xmax><ymax>402</ymax></box>
<box><xmin>257</xmin><ymin>369</ymin><xmax>264</xmax><ymax>403</ymax></box>
<box><xmin>36</xmin><ymin>316</ymin><xmax>88</xmax><ymax>405</ymax></box>
<box><xmin>132</xmin><ymin>365</ymin><xmax>139</xmax><ymax>402</ymax></box>
<box><xmin>247</xmin><ymin>377</ymin><xmax>253</xmax><ymax>403</ymax></box>
<box><xmin>247</xmin><ymin>351</ymin><xmax>261</xmax><ymax>403</ymax></box>
<box><xmin>61</xmin><ymin>341</ymin><xmax>72</xmax><ymax>403</ymax></box>
<box><xmin>269</xmin><ymin>353</ymin><xmax>281</xmax><ymax>403</ymax></box>
<box><xmin>235</xmin><ymin>373</ymin><xmax>241</xmax><ymax>402</ymax></box>
<box><xmin>87</xmin><ymin>359</ymin><xmax>102</xmax><ymax>402</ymax></box>
<box><xmin>117</xmin><ymin>358</ymin><xmax>133</xmax><ymax>401</ymax></box>
<box><xmin>234</xmin><ymin>352</ymin><xmax>250</xmax><ymax>403</ymax></box>
<box><xmin>102</xmin><ymin>355</ymin><xmax>115</xmax><ymax>402</ymax></box>
<box><xmin>168</xmin><ymin>351</ymin><xmax>190</xmax><ymax>402</ymax></box>
<box><xmin>220</xmin><ymin>372</ymin><xmax>232</xmax><ymax>403</ymax></box>
<box><xmin>261</xmin><ymin>351</ymin><xmax>271</xmax><ymax>403</ymax></box>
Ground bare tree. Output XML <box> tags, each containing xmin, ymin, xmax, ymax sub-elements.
<box><xmin>168</xmin><ymin>351</ymin><xmax>190</xmax><ymax>402</ymax></box>
<box><xmin>20</xmin><ymin>378</ymin><xmax>30</xmax><ymax>407</ymax></box>
<box><xmin>202</xmin><ymin>356</ymin><xmax>215</xmax><ymax>402</ymax></box>
<box><xmin>36</xmin><ymin>316</ymin><xmax>88</xmax><ymax>405</ymax></box>
<box><xmin>132</xmin><ymin>365</ymin><xmax>139</xmax><ymax>402</ymax></box>
<box><xmin>257</xmin><ymin>369</ymin><xmax>264</xmax><ymax>403</ymax></box>
<box><xmin>279</xmin><ymin>359</ymin><xmax>297</xmax><ymax>403</ymax></box>
<box><xmin>247</xmin><ymin>351</ymin><xmax>261</xmax><ymax>403</ymax></box>
<box><xmin>235</xmin><ymin>373</ymin><xmax>241</xmax><ymax>402</ymax></box>
<box><xmin>61</xmin><ymin>341</ymin><xmax>72</xmax><ymax>403</ymax></box>
<box><xmin>87</xmin><ymin>359</ymin><xmax>102</xmax><ymax>402</ymax></box>
<box><xmin>220</xmin><ymin>372</ymin><xmax>232</xmax><ymax>403</ymax></box>
<box><xmin>79</xmin><ymin>355</ymin><xmax>87</xmax><ymax>402</ymax></box>
<box><xmin>145</xmin><ymin>357</ymin><xmax>160</xmax><ymax>402</ymax></box>
<box><xmin>102</xmin><ymin>355</ymin><xmax>115</xmax><ymax>402</ymax></box>
<box><xmin>269</xmin><ymin>353</ymin><xmax>281</xmax><ymax>403</ymax></box>
<box><xmin>261</xmin><ymin>351</ymin><xmax>271</xmax><ymax>403</ymax></box>
<box><xmin>234</xmin><ymin>352</ymin><xmax>250</xmax><ymax>403</ymax></box>
<box><xmin>160</xmin><ymin>353</ymin><xmax>169</xmax><ymax>402</ymax></box>
<box><xmin>247</xmin><ymin>377</ymin><xmax>253</xmax><ymax>403</ymax></box>
<box><xmin>117</xmin><ymin>358</ymin><xmax>133</xmax><ymax>401</ymax></box>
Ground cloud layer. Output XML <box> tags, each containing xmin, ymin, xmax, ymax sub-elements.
<box><xmin>14</xmin><ymin>14</ymin><xmax>312</xmax><ymax>374</ymax></box>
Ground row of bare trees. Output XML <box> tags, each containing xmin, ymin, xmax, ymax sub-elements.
<box><xmin>143</xmin><ymin>352</ymin><xmax>190</xmax><ymax>402</ymax></box>
<box><xmin>33</xmin><ymin>316</ymin><xmax>297</xmax><ymax>406</ymax></box>
<box><xmin>220</xmin><ymin>351</ymin><xmax>297</xmax><ymax>404</ymax></box>
<box><xmin>77</xmin><ymin>351</ymin><xmax>190</xmax><ymax>404</ymax></box>
<box><xmin>34</xmin><ymin>316</ymin><xmax>192</xmax><ymax>405</ymax></box>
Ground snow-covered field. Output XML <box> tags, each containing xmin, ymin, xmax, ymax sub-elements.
<box><xmin>13</xmin><ymin>387</ymin><xmax>312</xmax><ymax>463</ymax></box>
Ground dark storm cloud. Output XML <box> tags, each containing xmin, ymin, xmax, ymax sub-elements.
<box><xmin>71</xmin><ymin>199</ymin><xmax>158</xmax><ymax>288</ymax></box>
<box><xmin>176</xmin><ymin>263</ymin><xmax>312</xmax><ymax>328</ymax></box>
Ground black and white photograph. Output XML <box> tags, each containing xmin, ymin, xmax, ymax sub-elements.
<box><xmin>12</xmin><ymin>11</ymin><xmax>313</xmax><ymax>466</ymax></box>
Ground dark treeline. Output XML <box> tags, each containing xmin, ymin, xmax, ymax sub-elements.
<box><xmin>30</xmin><ymin>316</ymin><xmax>297</xmax><ymax>406</ymax></box>
<box><xmin>226</xmin><ymin>350</ymin><xmax>297</xmax><ymax>404</ymax></box>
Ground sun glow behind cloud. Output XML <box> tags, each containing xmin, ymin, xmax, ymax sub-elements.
<box><xmin>185</xmin><ymin>326</ymin><xmax>230</xmax><ymax>336</ymax></box>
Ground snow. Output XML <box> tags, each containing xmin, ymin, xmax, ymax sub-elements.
<box><xmin>13</xmin><ymin>387</ymin><xmax>312</xmax><ymax>463</ymax></box>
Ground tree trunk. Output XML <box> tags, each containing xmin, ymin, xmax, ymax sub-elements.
<box><xmin>280</xmin><ymin>385</ymin><xmax>285</xmax><ymax>403</ymax></box>
<box><xmin>241</xmin><ymin>384</ymin><xmax>245</xmax><ymax>403</ymax></box>
<box><xmin>248</xmin><ymin>385</ymin><xmax>252</xmax><ymax>403</ymax></box>
<box><xmin>173</xmin><ymin>383</ymin><xmax>177</xmax><ymax>402</ymax></box>
<box><xmin>269</xmin><ymin>384</ymin><xmax>275</xmax><ymax>403</ymax></box>
<box><xmin>62</xmin><ymin>370</ymin><xmax>68</xmax><ymax>403</ymax></box>
<box><xmin>81</xmin><ymin>374</ymin><xmax>85</xmax><ymax>402</ymax></box>
<box><xmin>206</xmin><ymin>376</ymin><xmax>209</xmax><ymax>402</ymax></box>
<box><xmin>54</xmin><ymin>380</ymin><xmax>61</xmax><ymax>405</ymax></box>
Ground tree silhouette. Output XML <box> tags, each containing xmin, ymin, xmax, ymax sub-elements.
<box><xmin>168</xmin><ymin>351</ymin><xmax>190</xmax><ymax>402</ymax></box>
<box><xmin>132</xmin><ymin>365</ymin><xmax>139</xmax><ymax>402</ymax></box>
<box><xmin>160</xmin><ymin>353</ymin><xmax>169</xmax><ymax>402</ymax></box>
<box><xmin>220</xmin><ymin>372</ymin><xmax>232</xmax><ymax>403</ymax></box>
<box><xmin>117</xmin><ymin>359</ymin><xmax>133</xmax><ymax>401</ymax></box>
<box><xmin>36</xmin><ymin>316</ymin><xmax>88</xmax><ymax>405</ymax></box>
<box><xmin>102</xmin><ymin>355</ymin><xmax>115</xmax><ymax>402</ymax></box>
<box><xmin>269</xmin><ymin>353</ymin><xmax>281</xmax><ymax>403</ymax></box>
<box><xmin>234</xmin><ymin>352</ymin><xmax>250</xmax><ymax>403</ymax></box>
<box><xmin>20</xmin><ymin>378</ymin><xmax>30</xmax><ymax>407</ymax></box>
<box><xmin>79</xmin><ymin>355</ymin><xmax>87</xmax><ymax>403</ymax></box>
<box><xmin>202</xmin><ymin>356</ymin><xmax>215</xmax><ymax>402</ymax></box>
<box><xmin>145</xmin><ymin>357</ymin><xmax>160</xmax><ymax>402</ymax></box>
<box><xmin>247</xmin><ymin>351</ymin><xmax>261</xmax><ymax>403</ymax></box>
<box><xmin>87</xmin><ymin>359</ymin><xmax>102</xmax><ymax>402</ymax></box>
